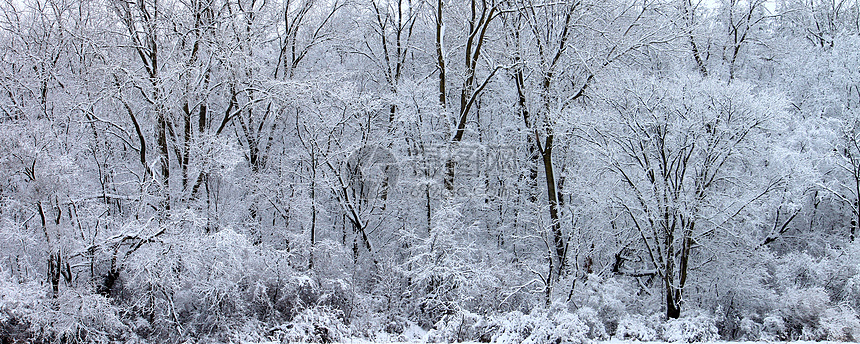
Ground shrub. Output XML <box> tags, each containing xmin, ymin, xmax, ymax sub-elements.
<box><xmin>522</xmin><ymin>308</ymin><xmax>588</xmax><ymax>344</ymax></box>
<box><xmin>426</xmin><ymin>309</ymin><xmax>483</xmax><ymax>343</ymax></box>
<box><xmin>615</xmin><ymin>314</ymin><xmax>658</xmax><ymax>341</ymax></box>
<box><xmin>760</xmin><ymin>314</ymin><xmax>787</xmax><ymax>341</ymax></box>
<box><xmin>575</xmin><ymin>306</ymin><xmax>608</xmax><ymax>340</ymax></box>
<box><xmin>0</xmin><ymin>276</ymin><xmax>131</xmax><ymax>344</ymax></box>
<box><xmin>567</xmin><ymin>274</ymin><xmax>637</xmax><ymax>335</ymax></box>
<box><xmin>816</xmin><ymin>306</ymin><xmax>860</xmax><ymax>341</ymax></box>
<box><xmin>36</xmin><ymin>292</ymin><xmax>130</xmax><ymax>343</ymax></box>
<box><xmin>426</xmin><ymin>306</ymin><xmax>592</xmax><ymax>344</ymax></box>
<box><xmin>661</xmin><ymin>310</ymin><xmax>719</xmax><ymax>342</ymax></box>
<box><xmin>845</xmin><ymin>274</ymin><xmax>860</xmax><ymax>311</ymax></box>
<box><xmin>736</xmin><ymin>316</ymin><xmax>762</xmax><ymax>341</ymax></box>
<box><xmin>0</xmin><ymin>277</ymin><xmax>41</xmax><ymax>343</ymax></box>
<box><xmin>778</xmin><ymin>286</ymin><xmax>829</xmax><ymax>338</ymax></box>
<box><xmin>272</xmin><ymin>306</ymin><xmax>349</xmax><ymax>343</ymax></box>
<box><xmin>483</xmin><ymin>311</ymin><xmax>530</xmax><ymax>344</ymax></box>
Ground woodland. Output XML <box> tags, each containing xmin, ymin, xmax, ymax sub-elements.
<box><xmin>1</xmin><ymin>0</ymin><xmax>860</xmax><ymax>343</ymax></box>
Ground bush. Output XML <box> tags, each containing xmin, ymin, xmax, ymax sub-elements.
<box><xmin>482</xmin><ymin>311</ymin><xmax>530</xmax><ymax>344</ymax></box>
<box><xmin>566</xmin><ymin>274</ymin><xmax>644</xmax><ymax>336</ymax></box>
<box><xmin>761</xmin><ymin>314</ymin><xmax>787</xmax><ymax>341</ymax></box>
<box><xmin>736</xmin><ymin>316</ymin><xmax>762</xmax><ymax>341</ymax></box>
<box><xmin>271</xmin><ymin>306</ymin><xmax>349</xmax><ymax>343</ymax></box>
<box><xmin>522</xmin><ymin>308</ymin><xmax>589</xmax><ymax>344</ymax></box>
<box><xmin>845</xmin><ymin>274</ymin><xmax>860</xmax><ymax>311</ymax></box>
<box><xmin>0</xmin><ymin>277</ymin><xmax>41</xmax><ymax>343</ymax></box>
<box><xmin>615</xmin><ymin>314</ymin><xmax>658</xmax><ymax>341</ymax></box>
<box><xmin>34</xmin><ymin>292</ymin><xmax>130</xmax><ymax>343</ymax></box>
<box><xmin>661</xmin><ymin>310</ymin><xmax>719</xmax><ymax>343</ymax></box>
<box><xmin>0</xmin><ymin>275</ymin><xmax>131</xmax><ymax>344</ymax></box>
<box><xmin>816</xmin><ymin>306</ymin><xmax>860</xmax><ymax>341</ymax></box>
<box><xmin>778</xmin><ymin>286</ymin><xmax>830</xmax><ymax>338</ymax></box>
<box><xmin>425</xmin><ymin>306</ymin><xmax>592</xmax><ymax>344</ymax></box>
<box><xmin>426</xmin><ymin>309</ymin><xmax>483</xmax><ymax>343</ymax></box>
<box><xmin>575</xmin><ymin>306</ymin><xmax>608</xmax><ymax>340</ymax></box>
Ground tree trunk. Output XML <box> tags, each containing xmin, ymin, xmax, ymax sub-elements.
<box><xmin>541</xmin><ymin>134</ymin><xmax>565</xmax><ymax>282</ymax></box>
<box><xmin>514</xmin><ymin>66</ymin><xmax>540</xmax><ymax>203</ymax></box>
<box><xmin>666</xmin><ymin>284</ymin><xmax>681</xmax><ymax>319</ymax></box>
<box><xmin>309</xmin><ymin>152</ymin><xmax>317</xmax><ymax>269</ymax></box>
<box><xmin>436</xmin><ymin>0</ymin><xmax>446</xmax><ymax>109</ymax></box>
<box><xmin>682</xmin><ymin>0</ymin><xmax>708</xmax><ymax>77</ymax></box>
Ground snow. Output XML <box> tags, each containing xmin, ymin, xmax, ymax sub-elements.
<box><xmin>249</xmin><ymin>341</ymin><xmax>847</xmax><ymax>344</ymax></box>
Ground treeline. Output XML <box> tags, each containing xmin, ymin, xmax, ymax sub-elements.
<box><xmin>1</xmin><ymin>0</ymin><xmax>860</xmax><ymax>342</ymax></box>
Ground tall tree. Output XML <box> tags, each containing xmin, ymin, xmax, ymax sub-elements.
<box><xmin>438</xmin><ymin>0</ymin><xmax>505</xmax><ymax>192</ymax></box>
<box><xmin>111</xmin><ymin>0</ymin><xmax>171</xmax><ymax>209</ymax></box>
<box><xmin>590</xmin><ymin>74</ymin><xmax>783</xmax><ymax>318</ymax></box>
<box><xmin>508</xmin><ymin>0</ymin><xmax>670</xmax><ymax>303</ymax></box>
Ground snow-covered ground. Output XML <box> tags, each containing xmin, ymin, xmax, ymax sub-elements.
<box><xmin>252</xmin><ymin>341</ymin><xmax>848</xmax><ymax>344</ymax></box>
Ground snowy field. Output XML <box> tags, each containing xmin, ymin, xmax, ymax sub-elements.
<box><xmin>251</xmin><ymin>341</ymin><xmax>849</xmax><ymax>344</ymax></box>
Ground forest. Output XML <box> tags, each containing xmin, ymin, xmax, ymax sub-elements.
<box><xmin>1</xmin><ymin>0</ymin><xmax>860</xmax><ymax>342</ymax></box>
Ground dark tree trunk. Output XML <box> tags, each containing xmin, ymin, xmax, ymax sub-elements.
<box><xmin>666</xmin><ymin>285</ymin><xmax>681</xmax><ymax>319</ymax></box>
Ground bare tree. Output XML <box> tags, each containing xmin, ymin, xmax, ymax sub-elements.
<box><xmin>721</xmin><ymin>0</ymin><xmax>774</xmax><ymax>80</ymax></box>
<box><xmin>110</xmin><ymin>0</ymin><xmax>171</xmax><ymax>209</ymax></box>
<box><xmin>590</xmin><ymin>75</ymin><xmax>780</xmax><ymax>318</ymax></box>
<box><xmin>438</xmin><ymin>0</ymin><xmax>506</xmax><ymax>192</ymax></box>
<box><xmin>365</xmin><ymin>0</ymin><xmax>420</xmax><ymax>126</ymax></box>
<box><xmin>507</xmin><ymin>0</ymin><xmax>669</xmax><ymax>304</ymax></box>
